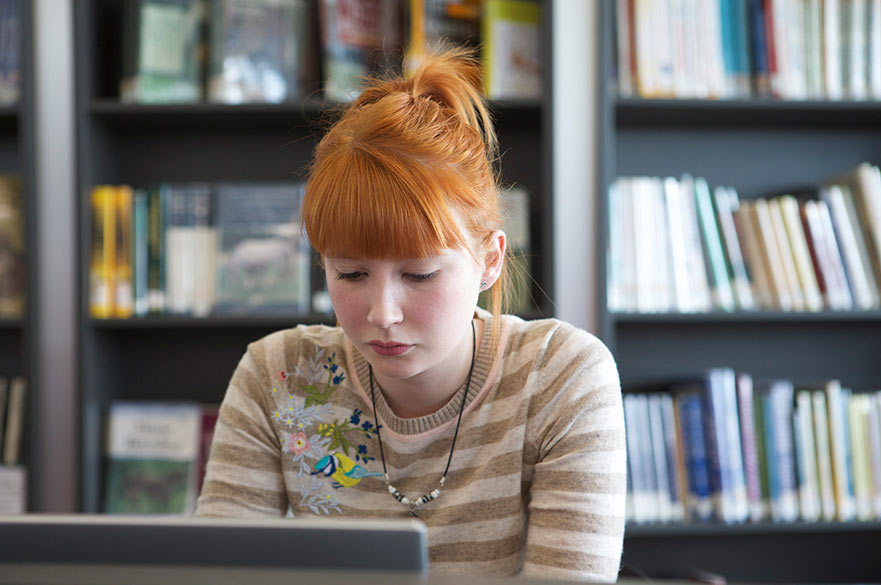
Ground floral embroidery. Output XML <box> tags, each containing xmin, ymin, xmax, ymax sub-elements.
<box><xmin>272</xmin><ymin>346</ymin><xmax>382</xmax><ymax>513</ymax></box>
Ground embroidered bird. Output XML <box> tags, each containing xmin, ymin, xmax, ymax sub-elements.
<box><xmin>311</xmin><ymin>453</ymin><xmax>382</xmax><ymax>488</ymax></box>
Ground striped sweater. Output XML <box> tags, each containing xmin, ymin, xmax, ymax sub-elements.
<box><xmin>195</xmin><ymin>311</ymin><xmax>626</xmax><ymax>582</ymax></box>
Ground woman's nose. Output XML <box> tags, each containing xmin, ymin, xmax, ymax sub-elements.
<box><xmin>366</xmin><ymin>281</ymin><xmax>404</xmax><ymax>329</ymax></box>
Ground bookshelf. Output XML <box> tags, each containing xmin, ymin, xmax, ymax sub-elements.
<box><xmin>600</xmin><ymin>2</ymin><xmax>881</xmax><ymax>583</ymax></box>
<box><xmin>0</xmin><ymin>0</ymin><xmax>36</xmax><ymax>511</ymax></box>
<box><xmin>74</xmin><ymin>0</ymin><xmax>551</xmax><ymax>514</ymax></box>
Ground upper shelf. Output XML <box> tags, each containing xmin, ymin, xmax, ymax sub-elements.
<box><xmin>615</xmin><ymin>97</ymin><xmax>881</xmax><ymax>128</ymax></box>
<box><xmin>611</xmin><ymin>309</ymin><xmax>881</xmax><ymax>324</ymax></box>
<box><xmin>88</xmin><ymin>98</ymin><xmax>542</xmax><ymax>129</ymax></box>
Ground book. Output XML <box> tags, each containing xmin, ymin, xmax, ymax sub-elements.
<box><xmin>713</xmin><ymin>186</ymin><xmax>754</xmax><ymax>310</ymax></box>
<box><xmin>0</xmin><ymin>464</ymin><xmax>25</xmax><ymax>514</ymax></box>
<box><xmin>869</xmin><ymin>392</ymin><xmax>881</xmax><ymax>517</ymax></box>
<box><xmin>133</xmin><ymin>189</ymin><xmax>149</xmax><ymax>316</ymax></box>
<box><xmin>0</xmin><ymin>173</ymin><xmax>24</xmax><ymax>317</ymax></box>
<box><xmin>736</xmin><ymin>372</ymin><xmax>765</xmax><ymax>521</ymax></box>
<box><xmin>2</xmin><ymin>376</ymin><xmax>26</xmax><ymax>465</ymax></box>
<box><xmin>767</xmin><ymin>197</ymin><xmax>806</xmax><ymax>311</ymax></box>
<box><xmin>120</xmin><ymin>0</ymin><xmax>207</xmax><ymax>103</ymax></box>
<box><xmin>756</xmin><ymin>378</ymin><xmax>798</xmax><ymax>522</ymax></box>
<box><xmin>89</xmin><ymin>186</ymin><xmax>117</xmax><ymax>319</ymax></box>
<box><xmin>674</xmin><ymin>387</ymin><xmax>713</xmax><ymax>522</ymax></box>
<box><xmin>848</xmin><ymin>393</ymin><xmax>873</xmax><ymax>520</ymax></box>
<box><xmin>0</xmin><ymin>0</ymin><xmax>20</xmax><ymax>106</ymax></box>
<box><xmin>481</xmin><ymin>0</ymin><xmax>541</xmax><ymax>100</ymax></box>
<box><xmin>320</xmin><ymin>0</ymin><xmax>401</xmax><ymax>102</ymax></box>
<box><xmin>623</xmin><ymin>393</ymin><xmax>651</xmax><ymax>523</ymax></box>
<box><xmin>801</xmin><ymin>199</ymin><xmax>853</xmax><ymax>311</ymax></box>
<box><xmin>163</xmin><ymin>183</ymin><xmax>216</xmax><ymax>316</ymax></box>
<box><xmin>0</xmin><ymin>377</ymin><xmax>7</xmax><ymax>455</ymax></box>
<box><xmin>207</xmin><ymin>0</ymin><xmax>313</xmax><ymax>104</ymax></box>
<box><xmin>777</xmin><ymin>195</ymin><xmax>823</xmax><ymax>311</ymax></box>
<box><xmin>648</xmin><ymin>393</ymin><xmax>673</xmax><ymax>522</ymax></box>
<box><xmin>103</xmin><ymin>401</ymin><xmax>202</xmax><ymax>515</ymax></box>
<box><xmin>195</xmin><ymin>404</ymin><xmax>220</xmax><ymax>498</ymax></box>
<box><xmin>114</xmin><ymin>186</ymin><xmax>135</xmax><ymax>319</ymax></box>
<box><xmin>823</xmin><ymin>0</ymin><xmax>844</xmax><ymax>99</ymax></box>
<box><xmin>214</xmin><ymin>182</ymin><xmax>310</xmax><ymax>314</ymax></box>
<box><xmin>825</xmin><ymin>379</ymin><xmax>856</xmax><ymax>521</ymax></box>
<box><xmin>811</xmin><ymin>389</ymin><xmax>837</xmax><ymax>521</ymax></box>
<box><xmin>733</xmin><ymin>200</ymin><xmax>774</xmax><ymax>310</ymax></box>
<box><xmin>793</xmin><ymin>389</ymin><xmax>821</xmax><ymax>521</ymax></box>
<box><xmin>146</xmin><ymin>185</ymin><xmax>166</xmax><ymax>313</ymax></box>
<box><xmin>694</xmin><ymin>177</ymin><xmax>734</xmax><ymax>311</ymax></box>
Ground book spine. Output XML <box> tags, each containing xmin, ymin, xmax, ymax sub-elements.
<box><xmin>660</xmin><ymin>393</ymin><xmax>686</xmax><ymax>521</ymax></box>
<box><xmin>648</xmin><ymin>394</ymin><xmax>673</xmax><ymax>521</ymax></box>
<box><xmin>714</xmin><ymin>186</ymin><xmax>755</xmax><ymax>310</ymax></box>
<box><xmin>694</xmin><ymin>177</ymin><xmax>736</xmax><ymax>311</ymax></box>
<box><xmin>812</xmin><ymin>389</ymin><xmax>838</xmax><ymax>520</ymax></box>
<box><xmin>679</xmin><ymin>391</ymin><xmax>713</xmax><ymax>521</ymax></box>
<box><xmin>826</xmin><ymin>379</ymin><xmax>856</xmax><ymax>520</ymax></box>
<box><xmin>1</xmin><ymin>377</ymin><xmax>25</xmax><ymax>465</ymax></box>
<box><xmin>794</xmin><ymin>389</ymin><xmax>821</xmax><ymax>521</ymax></box>
<box><xmin>869</xmin><ymin>392</ymin><xmax>881</xmax><ymax>517</ymax></box>
<box><xmin>89</xmin><ymin>186</ymin><xmax>116</xmax><ymax>318</ymax></box>
<box><xmin>147</xmin><ymin>185</ymin><xmax>165</xmax><ymax>313</ymax></box>
<box><xmin>114</xmin><ymin>186</ymin><xmax>135</xmax><ymax>318</ymax></box>
<box><xmin>133</xmin><ymin>189</ymin><xmax>149</xmax><ymax>316</ymax></box>
<box><xmin>736</xmin><ymin>373</ymin><xmax>764</xmax><ymax>521</ymax></box>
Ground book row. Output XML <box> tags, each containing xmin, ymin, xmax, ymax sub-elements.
<box><xmin>625</xmin><ymin>370</ymin><xmax>881</xmax><ymax>525</ymax></box>
<box><xmin>0</xmin><ymin>0</ymin><xmax>20</xmax><ymax>106</ymax></box>
<box><xmin>616</xmin><ymin>0</ymin><xmax>881</xmax><ymax>101</ymax></box>
<box><xmin>607</xmin><ymin>163</ymin><xmax>881</xmax><ymax>313</ymax></box>
<box><xmin>121</xmin><ymin>0</ymin><xmax>542</xmax><ymax>105</ymax></box>
<box><xmin>88</xmin><ymin>182</ymin><xmax>316</xmax><ymax>320</ymax></box>
<box><xmin>0</xmin><ymin>173</ymin><xmax>23</xmax><ymax>318</ymax></box>
<box><xmin>102</xmin><ymin>401</ymin><xmax>219</xmax><ymax>515</ymax></box>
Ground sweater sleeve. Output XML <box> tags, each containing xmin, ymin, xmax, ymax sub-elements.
<box><xmin>195</xmin><ymin>337</ymin><xmax>289</xmax><ymax>517</ymax></box>
<box><xmin>522</xmin><ymin>325</ymin><xmax>627</xmax><ymax>583</ymax></box>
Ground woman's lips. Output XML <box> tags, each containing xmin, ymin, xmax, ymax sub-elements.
<box><xmin>368</xmin><ymin>341</ymin><xmax>412</xmax><ymax>356</ymax></box>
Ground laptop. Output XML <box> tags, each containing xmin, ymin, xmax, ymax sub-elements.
<box><xmin>0</xmin><ymin>514</ymin><xmax>428</xmax><ymax>575</ymax></box>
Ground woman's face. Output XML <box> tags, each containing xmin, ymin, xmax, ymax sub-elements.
<box><xmin>324</xmin><ymin>246</ymin><xmax>484</xmax><ymax>387</ymax></box>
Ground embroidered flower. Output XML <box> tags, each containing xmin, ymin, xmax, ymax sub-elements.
<box><xmin>358</xmin><ymin>444</ymin><xmax>367</xmax><ymax>455</ymax></box>
<box><xmin>279</xmin><ymin>371</ymin><xmax>288</xmax><ymax>382</ymax></box>
<box><xmin>333</xmin><ymin>373</ymin><xmax>345</xmax><ymax>385</ymax></box>
<box><xmin>349</xmin><ymin>409</ymin><xmax>362</xmax><ymax>425</ymax></box>
<box><xmin>289</xmin><ymin>431</ymin><xmax>310</xmax><ymax>455</ymax></box>
<box><xmin>361</xmin><ymin>421</ymin><xmax>373</xmax><ymax>432</ymax></box>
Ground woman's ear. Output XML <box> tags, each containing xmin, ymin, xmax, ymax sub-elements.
<box><xmin>481</xmin><ymin>229</ymin><xmax>507</xmax><ymax>287</ymax></box>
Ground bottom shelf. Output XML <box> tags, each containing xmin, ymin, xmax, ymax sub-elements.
<box><xmin>623</xmin><ymin>522</ymin><xmax>881</xmax><ymax>583</ymax></box>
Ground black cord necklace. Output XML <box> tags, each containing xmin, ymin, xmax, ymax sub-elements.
<box><xmin>368</xmin><ymin>320</ymin><xmax>476</xmax><ymax>511</ymax></box>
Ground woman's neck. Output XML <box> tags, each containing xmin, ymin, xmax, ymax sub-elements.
<box><xmin>373</xmin><ymin>319</ymin><xmax>483</xmax><ymax>419</ymax></box>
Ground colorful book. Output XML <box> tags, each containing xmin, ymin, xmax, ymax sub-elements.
<box><xmin>120</xmin><ymin>0</ymin><xmax>207</xmax><ymax>103</ymax></box>
<box><xmin>207</xmin><ymin>0</ymin><xmax>313</xmax><ymax>103</ymax></box>
<box><xmin>214</xmin><ymin>182</ymin><xmax>310</xmax><ymax>314</ymax></box>
<box><xmin>812</xmin><ymin>389</ymin><xmax>837</xmax><ymax>521</ymax></box>
<box><xmin>114</xmin><ymin>186</ymin><xmax>135</xmax><ymax>319</ymax></box>
<box><xmin>103</xmin><ymin>401</ymin><xmax>202</xmax><ymax>515</ymax></box>
<box><xmin>89</xmin><ymin>186</ymin><xmax>117</xmax><ymax>319</ymax></box>
<box><xmin>482</xmin><ymin>0</ymin><xmax>541</xmax><ymax>100</ymax></box>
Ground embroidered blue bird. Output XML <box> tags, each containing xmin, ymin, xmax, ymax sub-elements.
<box><xmin>311</xmin><ymin>453</ymin><xmax>382</xmax><ymax>488</ymax></box>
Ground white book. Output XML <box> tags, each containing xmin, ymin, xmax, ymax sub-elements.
<box><xmin>871</xmin><ymin>392</ymin><xmax>881</xmax><ymax>517</ymax></box>
<box><xmin>624</xmin><ymin>394</ymin><xmax>652</xmax><ymax>523</ymax></box>
<box><xmin>633</xmin><ymin>178</ymin><xmax>657</xmax><ymax>312</ymax></box>
<box><xmin>822</xmin><ymin>185</ymin><xmax>878</xmax><ymax>309</ymax></box>
<box><xmin>848</xmin><ymin>0</ymin><xmax>869</xmax><ymax>99</ymax></box>
<box><xmin>652</xmin><ymin>0</ymin><xmax>676</xmax><ymax>96</ymax></box>
<box><xmin>785</xmin><ymin>0</ymin><xmax>808</xmax><ymax>99</ymax></box>
<box><xmin>636</xmin><ymin>394</ymin><xmax>660</xmax><ymax>522</ymax></box>
<box><xmin>607</xmin><ymin>181</ymin><xmax>624</xmax><ymax>312</ymax></box>
<box><xmin>824</xmin><ymin>0</ymin><xmax>844</xmax><ymax>99</ymax></box>
<box><xmin>794</xmin><ymin>390</ymin><xmax>821</xmax><ymax>521</ymax></box>
<box><xmin>849</xmin><ymin>394</ymin><xmax>873</xmax><ymax>520</ymax></box>
<box><xmin>664</xmin><ymin>177</ymin><xmax>694</xmax><ymax>311</ymax></box>
<box><xmin>616</xmin><ymin>0</ymin><xmax>634</xmax><ymax>96</ymax></box>
<box><xmin>0</xmin><ymin>466</ymin><xmax>26</xmax><ymax>515</ymax></box>
<box><xmin>768</xmin><ymin>198</ymin><xmax>807</xmax><ymax>310</ymax></box>
<box><xmin>804</xmin><ymin>0</ymin><xmax>825</xmax><ymax>98</ymax></box>
<box><xmin>753</xmin><ymin>198</ymin><xmax>793</xmax><ymax>310</ymax></box>
<box><xmin>715</xmin><ymin>187</ymin><xmax>755</xmax><ymax>310</ymax></box>
<box><xmin>802</xmin><ymin>200</ymin><xmax>847</xmax><ymax>310</ymax></box>
<box><xmin>771</xmin><ymin>0</ymin><xmax>791</xmax><ymax>97</ymax></box>
<box><xmin>649</xmin><ymin>179</ymin><xmax>675</xmax><ymax>312</ymax></box>
<box><xmin>719</xmin><ymin>367</ymin><xmax>749</xmax><ymax>522</ymax></box>
<box><xmin>813</xmin><ymin>199</ymin><xmax>856</xmax><ymax>310</ymax></box>
<box><xmin>696</xmin><ymin>0</ymin><xmax>726</xmax><ymax>97</ymax></box>
<box><xmin>825</xmin><ymin>380</ymin><xmax>856</xmax><ymax>521</ymax></box>
<box><xmin>634</xmin><ymin>0</ymin><xmax>658</xmax><ymax>96</ymax></box>
<box><xmin>870</xmin><ymin>0</ymin><xmax>881</xmax><ymax>98</ymax></box>
<box><xmin>778</xmin><ymin>195</ymin><xmax>824</xmax><ymax>311</ymax></box>
<box><xmin>679</xmin><ymin>175</ymin><xmax>712</xmax><ymax>311</ymax></box>
<box><xmin>812</xmin><ymin>390</ymin><xmax>838</xmax><ymax>521</ymax></box>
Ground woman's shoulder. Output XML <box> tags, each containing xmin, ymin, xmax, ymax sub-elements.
<box><xmin>499</xmin><ymin>313</ymin><xmax>612</xmax><ymax>363</ymax></box>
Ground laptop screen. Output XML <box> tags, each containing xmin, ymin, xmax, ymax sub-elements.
<box><xmin>0</xmin><ymin>515</ymin><xmax>428</xmax><ymax>573</ymax></box>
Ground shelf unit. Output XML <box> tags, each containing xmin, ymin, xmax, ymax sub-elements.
<box><xmin>74</xmin><ymin>0</ymin><xmax>552</xmax><ymax>513</ymax></box>
<box><xmin>0</xmin><ymin>0</ymin><xmax>37</xmax><ymax>510</ymax></box>
<box><xmin>598</xmin><ymin>2</ymin><xmax>881</xmax><ymax>583</ymax></box>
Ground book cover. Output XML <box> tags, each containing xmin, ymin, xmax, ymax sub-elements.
<box><xmin>208</xmin><ymin>0</ymin><xmax>312</xmax><ymax>104</ymax></box>
<box><xmin>675</xmin><ymin>388</ymin><xmax>713</xmax><ymax>522</ymax></box>
<box><xmin>752</xmin><ymin>197</ymin><xmax>793</xmax><ymax>310</ymax></box>
<box><xmin>694</xmin><ymin>177</ymin><xmax>735</xmax><ymax>311</ymax></box>
<box><xmin>214</xmin><ymin>182</ymin><xmax>310</xmax><ymax>314</ymax></box>
<box><xmin>163</xmin><ymin>183</ymin><xmax>216</xmax><ymax>316</ymax></box>
<box><xmin>121</xmin><ymin>0</ymin><xmax>207</xmax><ymax>103</ymax></box>
<box><xmin>482</xmin><ymin>0</ymin><xmax>541</xmax><ymax>100</ymax></box>
<box><xmin>767</xmin><ymin>197</ymin><xmax>807</xmax><ymax>311</ymax></box>
<box><xmin>801</xmin><ymin>199</ymin><xmax>853</xmax><ymax>310</ymax></box>
<box><xmin>320</xmin><ymin>0</ymin><xmax>401</xmax><ymax>102</ymax></box>
<box><xmin>2</xmin><ymin>376</ymin><xmax>26</xmax><ymax>465</ymax></box>
<box><xmin>89</xmin><ymin>186</ymin><xmax>117</xmax><ymax>319</ymax></box>
<box><xmin>825</xmin><ymin>379</ymin><xmax>856</xmax><ymax>521</ymax></box>
<box><xmin>777</xmin><ymin>195</ymin><xmax>823</xmax><ymax>311</ymax></box>
<box><xmin>103</xmin><ymin>401</ymin><xmax>202</xmax><ymax>515</ymax></box>
<box><xmin>0</xmin><ymin>173</ymin><xmax>24</xmax><ymax>317</ymax></box>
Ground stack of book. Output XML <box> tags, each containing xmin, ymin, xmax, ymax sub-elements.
<box><xmin>118</xmin><ymin>0</ymin><xmax>542</xmax><ymax>104</ymax></box>
<box><xmin>616</xmin><ymin>0</ymin><xmax>881</xmax><ymax>101</ymax></box>
<box><xmin>625</xmin><ymin>369</ymin><xmax>881</xmax><ymax>525</ymax></box>
<box><xmin>608</xmin><ymin>162</ymin><xmax>881</xmax><ymax>313</ymax></box>
<box><xmin>88</xmin><ymin>181</ymin><xmax>314</xmax><ymax>319</ymax></box>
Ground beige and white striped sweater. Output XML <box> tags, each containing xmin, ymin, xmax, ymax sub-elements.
<box><xmin>195</xmin><ymin>311</ymin><xmax>626</xmax><ymax>582</ymax></box>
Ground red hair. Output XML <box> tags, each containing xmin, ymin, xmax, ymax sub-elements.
<box><xmin>303</xmin><ymin>47</ymin><xmax>510</xmax><ymax>333</ymax></box>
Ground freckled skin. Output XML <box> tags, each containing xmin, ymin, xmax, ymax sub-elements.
<box><xmin>325</xmin><ymin>249</ymin><xmax>483</xmax><ymax>417</ymax></box>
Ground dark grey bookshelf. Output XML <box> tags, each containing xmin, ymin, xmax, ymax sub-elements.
<box><xmin>0</xmin><ymin>0</ymin><xmax>37</xmax><ymax>511</ymax></box>
<box><xmin>598</xmin><ymin>2</ymin><xmax>881</xmax><ymax>583</ymax></box>
<box><xmin>75</xmin><ymin>0</ymin><xmax>552</xmax><ymax>514</ymax></box>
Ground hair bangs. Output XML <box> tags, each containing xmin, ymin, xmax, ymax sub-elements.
<box><xmin>303</xmin><ymin>146</ymin><xmax>472</xmax><ymax>260</ymax></box>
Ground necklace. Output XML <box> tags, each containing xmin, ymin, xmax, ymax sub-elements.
<box><xmin>368</xmin><ymin>320</ymin><xmax>476</xmax><ymax>511</ymax></box>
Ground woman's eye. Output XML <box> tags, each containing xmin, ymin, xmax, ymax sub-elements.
<box><xmin>406</xmin><ymin>272</ymin><xmax>438</xmax><ymax>282</ymax></box>
<box><xmin>336</xmin><ymin>271</ymin><xmax>365</xmax><ymax>281</ymax></box>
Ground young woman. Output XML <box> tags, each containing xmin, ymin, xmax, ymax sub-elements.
<box><xmin>196</xmin><ymin>48</ymin><xmax>626</xmax><ymax>582</ymax></box>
